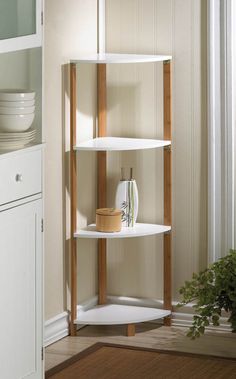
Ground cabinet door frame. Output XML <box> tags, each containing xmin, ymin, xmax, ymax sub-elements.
<box><xmin>0</xmin><ymin>198</ymin><xmax>43</xmax><ymax>379</ymax></box>
<box><xmin>0</xmin><ymin>0</ymin><xmax>42</xmax><ymax>54</ymax></box>
<box><xmin>33</xmin><ymin>198</ymin><xmax>43</xmax><ymax>379</ymax></box>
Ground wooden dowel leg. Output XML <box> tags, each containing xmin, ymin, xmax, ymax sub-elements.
<box><xmin>98</xmin><ymin>239</ymin><xmax>107</xmax><ymax>304</ymax></box>
<box><xmin>126</xmin><ymin>324</ymin><xmax>135</xmax><ymax>337</ymax></box>
<box><xmin>164</xmin><ymin>232</ymin><xmax>172</xmax><ymax>326</ymax></box>
<box><xmin>163</xmin><ymin>60</ymin><xmax>172</xmax><ymax>326</ymax></box>
<box><xmin>70</xmin><ymin>63</ymin><xmax>77</xmax><ymax>336</ymax></box>
<box><xmin>70</xmin><ymin>236</ymin><xmax>77</xmax><ymax>336</ymax></box>
<box><xmin>97</xmin><ymin>64</ymin><xmax>107</xmax><ymax>305</ymax></box>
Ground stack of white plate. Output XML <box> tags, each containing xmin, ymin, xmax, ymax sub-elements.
<box><xmin>0</xmin><ymin>129</ymin><xmax>37</xmax><ymax>150</ymax></box>
<box><xmin>0</xmin><ymin>90</ymin><xmax>36</xmax><ymax>149</ymax></box>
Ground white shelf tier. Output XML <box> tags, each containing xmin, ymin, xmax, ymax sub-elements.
<box><xmin>74</xmin><ymin>137</ymin><xmax>171</xmax><ymax>152</ymax></box>
<box><xmin>70</xmin><ymin>53</ymin><xmax>172</xmax><ymax>64</ymax></box>
<box><xmin>74</xmin><ymin>304</ymin><xmax>171</xmax><ymax>325</ymax></box>
<box><xmin>75</xmin><ymin>223</ymin><xmax>171</xmax><ymax>239</ymax></box>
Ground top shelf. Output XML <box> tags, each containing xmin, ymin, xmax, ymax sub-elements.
<box><xmin>70</xmin><ymin>53</ymin><xmax>172</xmax><ymax>64</ymax></box>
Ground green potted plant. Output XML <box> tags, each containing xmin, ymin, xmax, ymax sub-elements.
<box><xmin>178</xmin><ymin>249</ymin><xmax>236</xmax><ymax>339</ymax></box>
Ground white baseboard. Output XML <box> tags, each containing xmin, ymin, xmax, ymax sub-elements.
<box><xmin>171</xmin><ymin>311</ymin><xmax>231</xmax><ymax>331</ymax></box>
<box><xmin>77</xmin><ymin>296</ymin><xmax>98</xmax><ymax>313</ymax></box>
<box><xmin>44</xmin><ymin>311</ymin><xmax>69</xmax><ymax>347</ymax></box>
<box><xmin>44</xmin><ymin>295</ymin><xmax>231</xmax><ymax>346</ymax></box>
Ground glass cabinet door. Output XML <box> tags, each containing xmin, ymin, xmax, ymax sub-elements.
<box><xmin>0</xmin><ymin>0</ymin><xmax>41</xmax><ymax>53</ymax></box>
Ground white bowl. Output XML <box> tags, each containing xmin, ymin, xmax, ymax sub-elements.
<box><xmin>0</xmin><ymin>99</ymin><xmax>35</xmax><ymax>107</ymax></box>
<box><xmin>0</xmin><ymin>113</ymin><xmax>35</xmax><ymax>132</ymax></box>
<box><xmin>0</xmin><ymin>90</ymin><xmax>35</xmax><ymax>101</ymax></box>
<box><xmin>0</xmin><ymin>106</ymin><xmax>35</xmax><ymax>115</ymax></box>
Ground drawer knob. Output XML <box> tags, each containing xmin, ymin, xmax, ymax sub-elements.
<box><xmin>15</xmin><ymin>174</ymin><xmax>23</xmax><ymax>182</ymax></box>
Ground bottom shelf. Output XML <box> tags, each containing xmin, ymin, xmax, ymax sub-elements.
<box><xmin>74</xmin><ymin>304</ymin><xmax>171</xmax><ymax>325</ymax></box>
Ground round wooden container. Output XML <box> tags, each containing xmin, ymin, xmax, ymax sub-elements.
<box><xmin>96</xmin><ymin>208</ymin><xmax>122</xmax><ymax>233</ymax></box>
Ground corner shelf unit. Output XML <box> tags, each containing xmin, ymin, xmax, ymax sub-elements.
<box><xmin>69</xmin><ymin>53</ymin><xmax>172</xmax><ymax>337</ymax></box>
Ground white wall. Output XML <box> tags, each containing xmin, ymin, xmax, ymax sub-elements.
<box><xmin>105</xmin><ymin>0</ymin><xmax>207</xmax><ymax>300</ymax></box>
<box><xmin>44</xmin><ymin>0</ymin><xmax>97</xmax><ymax>320</ymax></box>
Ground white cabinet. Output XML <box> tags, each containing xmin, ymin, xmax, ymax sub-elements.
<box><xmin>0</xmin><ymin>148</ymin><xmax>42</xmax><ymax>205</ymax></box>
<box><xmin>0</xmin><ymin>0</ymin><xmax>42</xmax><ymax>53</ymax></box>
<box><xmin>0</xmin><ymin>0</ymin><xmax>44</xmax><ymax>376</ymax></box>
<box><xmin>0</xmin><ymin>198</ymin><xmax>43</xmax><ymax>379</ymax></box>
<box><xmin>0</xmin><ymin>146</ymin><xmax>43</xmax><ymax>379</ymax></box>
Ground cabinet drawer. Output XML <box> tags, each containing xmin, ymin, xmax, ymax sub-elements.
<box><xmin>0</xmin><ymin>149</ymin><xmax>41</xmax><ymax>205</ymax></box>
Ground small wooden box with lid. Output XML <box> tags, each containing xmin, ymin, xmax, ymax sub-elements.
<box><xmin>96</xmin><ymin>208</ymin><xmax>121</xmax><ymax>233</ymax></box>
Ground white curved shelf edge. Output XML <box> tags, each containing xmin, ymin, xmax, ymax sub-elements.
<box><xmin>75</xmin><ymin>223</ymin><xmax>171</xmax><ymax>239</ymax></box>
<box><xmin>70</xmin><ymin>53</ymin><xmax>172</xmax><ymax>64</ymax></box>
<box><xmin>74</xmin><ymin>304</ymin><xmax>171</xmax><ymax>325</ymax></box>
<box><xmin>74</xmin><ymin>137</ymin><xmax>171</xmax><ymax>151</ymax></box>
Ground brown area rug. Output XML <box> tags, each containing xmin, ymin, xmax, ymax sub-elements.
<box><xmin>46</xmin><ymin>342</ymin><xmax>236</xmax><ymax>379</ymax></box>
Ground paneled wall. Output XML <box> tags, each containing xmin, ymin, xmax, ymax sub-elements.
<box><xmin>44</xmin><ymin>0</ymin><xmax>207</xmax><ymax>322</ymax></box>
<box><xmin>105</xmin><ymin>0</ymin><xmax>207</xmax><ymax>300</ymax></box>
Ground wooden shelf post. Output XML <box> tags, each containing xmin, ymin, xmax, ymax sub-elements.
<box><xmin>126</xmin><ymin>324</ymin><xmax>136</xmax><ymax>337</ymax></box>
<box><xmin>163</xmin><ymin>61</ymin><xmax>172</xmax><ymax>326</ymax></box>
<box><xmin>97</xmin><ymin>64</ymin><xmax>107</xmax><ymax>305</ymax></box>
<box><xmin>70</xmin><ymin>63</ymin><xmax>77</xmax><ymax>336</ymax></box>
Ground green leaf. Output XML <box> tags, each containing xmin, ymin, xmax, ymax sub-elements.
<box><xmin>178</xmin><ymin>250</ymin><xmax>236</xmax><ymax>339</ymax></box>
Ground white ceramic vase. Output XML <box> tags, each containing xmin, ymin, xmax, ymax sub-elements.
<box><xmin>115</xmin><ymin>168</ymin><xmax>139</xmax><ymax>227</ymax></box>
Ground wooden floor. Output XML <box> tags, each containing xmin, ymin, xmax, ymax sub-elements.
<box><xmin>45</xmin><ymin>323</ymin><xmax>236</xmax><ymax>371</ymax></box>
